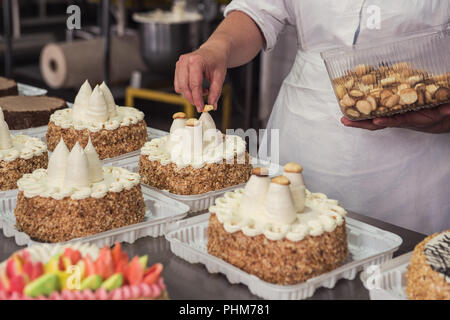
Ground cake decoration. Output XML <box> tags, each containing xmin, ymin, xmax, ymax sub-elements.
<box><xmin>139</xmin><ymin>110</ymin><xmax>252</xmax><ymax>195</ymax></box>
<box><xmin>46</xmin><ymin>79</ymin><xmax>147</xmax><ymax>160</ymax></box>
<box><xmin>15</xmin><ymin>139</ymin><xmax>145</xmax><ymax>242</ymax></box>
<box><xmin>0</xmin><ymin>243</ymin><xmax>167</xmax><ymax>300</ymax></box>
<box><xmin>141</xmin><ymin>108</ymin><xmax>245</xmax><ymax>169</ymax></box>
<box><xmin>51</xmin><ymin>81</ymin><xmax>144</xmax><ymax>132</ymax></box>
<box><xmin>207</xmin><ymin>161</ymin><xmax>349</xmax><ymax>284</ymax></box>
<box><xmin>424</xmin><ymin>231</ymin><xmax>450</xmax><ymax>283</ymax></box>
<box><xmin>406</xmin><ymin>230</ymin><xmax>450</xmax><ymax>299</ymax></box>
<box><xmin>210</xmin><ymin>163</ymin><xmax>345</xmax><ymax>242</ymax></box>
<box><xmin>0</xmin><ymin>108</ymin><xmax>48</xmax><ymax>190</ymax></box>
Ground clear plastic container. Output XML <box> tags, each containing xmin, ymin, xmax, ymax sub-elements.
<box><xmin>165</xmin><ymin>213</ymin><xmax>403</xmax><ymax>300</ymax></box>
<box><xmin>321</xmin><ymin>28</ymin><xmax>450</xmax><ymax>120</ymax></box>
<box><xmin>121</xmin><ymin>157</ymin><xmax>283</xmax><ymax>213</ymax></box>
<box><xmin>0</xmin><ymin>187</ymin><xmax>189</xmax><ymax>246</ymax></box>
<box><xmin>360</xmin><ymin>252</ymin><xmax>411</xmax><ymax>300</ymax></box>
<box><xmin>17</xmin><ymin>83</ymin><xmax>48</xmax><ymax>96</ymax></box>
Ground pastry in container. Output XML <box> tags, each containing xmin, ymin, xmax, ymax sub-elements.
<box><xmin>0</xmin><ymin>77</ymin><xmax>18</xmax><ymax>97</ymax></box>
<box><xmin>0</xmin><ymin>242</ymin><xmax>167</xmax><ymax>300</ymax></box>
<box><xmin>15</xmin><ymin>138</ymin><xmax>145</xmax><ymax>243</ymax></box>
<box><xmin>321</xmin><ymin>28</ymin><xmax>450</xmax><ymax>120</ymax></box>
<box><xmin>207</xmin><ymin>163</ymin><xmax>348</xmax><ymax>285</ymax></box>
<box><xmin>405</xmin><ymin>229</ymin><xmax>449</xmax><ymax>300</ymax></box>
<box><xmin>139</xmin><ymin>107</ymin><xmax>252</xmax><ymax>195</ymax></box>
<box><xmin>0</xmin><ymin>108</ymin><xmax>48</xmax><ymax>191</ymax></box>
<box><xmin>46</xmin><ymin>80</ymin><xmax>147</xmax><ymax>160</ymax></box>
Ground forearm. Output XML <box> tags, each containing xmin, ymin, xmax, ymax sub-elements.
<box><xmin>200</xmin><ymin>11</ymin><xmax>264</xmax><ymax>68</ymax></box>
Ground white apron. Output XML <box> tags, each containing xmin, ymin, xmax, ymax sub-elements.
<box><xmin>225</xmin><ymin>0</ymin><xmax>450</xmax><ymax>234</ymax></box>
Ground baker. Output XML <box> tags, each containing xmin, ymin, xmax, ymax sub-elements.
<box><xmin>174</xmin><ymin>0</ymin><xmax>450</xmax><ymax>234</ymax></box>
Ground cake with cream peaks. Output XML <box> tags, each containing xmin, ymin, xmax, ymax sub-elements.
<box><xmin>0</xmin><ymin>242</ymin><xmax>167</xmax><ymax>300</ymax></box>
<box><xmin>0</xmin><ymin>107</ymin><xmax>48</xmax><ymax>191</ymax></box>
<box><xmin>207</xmin><ymin>162</ymin><xmax>348</xmax><ymax>285</ymax></box>
<box><xmin>406</xmin><ymin>230</ymin><xmax>450</xmax><ymax>300</ymax></box>
<box><xmin>139</xmin><ymin>106</ymin><xmax>252</xmax><ymax>195</ymax></box>
<box><xmin>46</xmin><ymin>80</ymin><xmax>147</xmax><ymax>159</ymax></box>
<box><xmin>14</xmin><ymin>138</ymin><xmax>145</xmax><ymax>243</ymax></box>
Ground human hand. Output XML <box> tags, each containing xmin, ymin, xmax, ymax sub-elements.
<box><xmin>174</xmin><ymin>44</ymin><xmax>228</xmax><ymax>112</ymax></box>
<box><xmin>341</xmin><ymin>103</ymin><xmax>450</xmax><ymax>134</ymax></box>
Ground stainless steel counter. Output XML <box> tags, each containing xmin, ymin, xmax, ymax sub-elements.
<box><xmin>0</xmin><ymin>212</ymin><xmax>425</xmax><ymax>300</ymax></box>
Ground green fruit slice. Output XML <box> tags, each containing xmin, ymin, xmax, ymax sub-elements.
<box><xmin>24</xmin><ymin>273</ymin><xmax>60</xmax><ymax>297</ymax></box>
<box><xmin>139</xmin><ymin>255</ymin><xmax>148</xmax><ymax>269</ymax></box>
<box><xmin>80</xmin><ymin>275</ymin><xmax>103</xmax><ymax>290</ymax></box>
<box><xmin>101</xmin><ymin>273</ymin><xmax>123</xmax><ymax>291</ymax></box>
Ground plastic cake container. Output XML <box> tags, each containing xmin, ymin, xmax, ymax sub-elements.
<box><xmin>0</xmin><ymin>187</ymin><xmax>189</xmax><ymax>247</ymax></box>
<box><xmin>119</xmin><ymin>157</ymin><xmax>283</xmax><ymax>213</ymax></box>
<box><xmin>17</xmin><ymin>83</ymin><xmax>48</xmax><ymax>96</ymax></box>
<box><xmin>165</xmin><ymin>213</ymin><xmax>403</xmax><ymax>300</ymax></box>
<box><xmin>359</xmin><ymin>252</ymin><xmax>412</xmax><ymax>300</ymax></box>
<box><xmin>321</xmin><ymin>27</ymin><xmax>450</xmax><ymax>121</ymax></box>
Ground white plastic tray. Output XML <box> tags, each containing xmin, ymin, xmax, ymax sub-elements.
<box><xmin>17</xmin><ymin>83</ymin><xmax>48</xmax><ymax>96</ymax></box>
<box><xmin>165</xmin><ymin>213</ymin><xmax>403</xmax><ymax>300</ymax></box>
<box><xmin>359</xmin><ymin>252</ymin><xmax>412</xmax><ymax>300</ymax></box>
<box><xmin>0</xmin><ymin>186</ymin><xmax>189</xmax><ymax>247</ymax></box>
<box><xmin>119</xmin><ymin>157</ymin><xmax>283</xmax><ymax>213</ymax></box>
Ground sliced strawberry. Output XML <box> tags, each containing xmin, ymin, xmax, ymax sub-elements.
<box><xmin>84</xmin><ymin>255</ymin><xmax>96</xmax><ymax>277</ymax></box>
<box><xmin>6</xmin><ymin>255</ymin><xmax>23</xmax><ymax>278</ymax></box>
<box><xmin>70</xmin><ymin>250</ymin><xmax>82</xmax><ymax>265</ymax></box>
<box><xmin>143</xmin><ymin>263</ymin><xmax>163</xmax><ymax>285</ymax></box>
<box><xmin>9</xmin><ymin>275</ymin><xmax>26</xmax><ymax>294</ymax></box>
<box><xmin>124</xmin><ymin>257</ymin><xmax>143</xmax><ymax>285</ymax></box>
<box><xmin>0</xmin><ymin>270</ymin><xmax>10</xmax><ymax>292</ymax></box>
<box><xmin>111</xmin><ymin>242</ymin><xmax>122</xmax><ymax>265</ymax></box>
<box><xmin>31</xmin><ymin>262</ymin><xmax>44</xmax><ymax>281</ymax></box>
<box><xmin>95</xmin><ymin>247</ymin><xmax>114</xmax><ymax>279</ymax></box>
<box><xmin>114</xmin><ymin>257</ymin><xmax>128</xmax><ymax>274</ymax></box>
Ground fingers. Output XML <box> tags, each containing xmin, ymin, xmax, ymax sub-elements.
<box><xmin>188</xmin><ymin>57</ymin><xmax>206</xmax><ymax>112</ymax></box>
<box><xmin>174</xmin><ymin>55</ymin><xmax>194</xmax><ymax>105</ymax></box>
<box><xmin>208</xmin><ymin>70</ymin><xmax>226</xmax><ymax>109</ymax></box>
<box><xmin>341</xmin><ymin>117</ymin><xmax>386</xmax><ymax>131</ymax></box>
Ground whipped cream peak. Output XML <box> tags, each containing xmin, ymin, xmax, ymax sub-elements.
<box><xmin>199</xmin><ymin>110</ymin><xmax>216</xmax><ymax>133</ymax></box>
<box><xmin>284</xmin><ymin>167</ymin><xmax>306</xmax><ymax>212</ymax></box>
<box><xmin>238</xmin><ymin>173</ymin><xmax>270</xmax><ymax>218</ymax></box>
<box><xmin>0</xmin><ymin>108</ymin><xmax>13</xmax><ymax>150</ymax></box>
<box><xmin>86</xmin><ymin>85</ymin><xmax>109</xmax><ymax>123</ymax></box>
<box><xmin>264</xmin><ymin>182</ymin><xmax>297</xmax><ymax>225</ymax></box>
<box><xmin>99</xmin><ymin>81</ymin><xmax>117</xmax><ymax>117</ymax></box>
<box><xmin>72</xmin><ymin>80</ymin><xmax>92</xmax><ymax>122</ymax></box>
<box><xmin>142</xmin><ymin>114</ymin><xmax>246</xmax><ymax>169</ymax></box>
<box><xmin>65</xmin><ymin>142</ymin><xmax>90</xmax><ymax>189</ymax></box>
<box><xmin>47</xmin><ymin>138</ymin><xmax>69</xmax><ymax>187</ymax></box>
<box><xmin>84</xmin><ymin>138</ymin><xmax>103</xmax><ymax>183</ymax></box>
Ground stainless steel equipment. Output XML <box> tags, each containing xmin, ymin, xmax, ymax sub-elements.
<box><xmin>133</xmin><ymin>13</ymin><xmax>203</xmax><ymax>74</ymax></box>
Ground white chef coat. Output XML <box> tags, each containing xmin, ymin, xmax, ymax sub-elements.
<box><xmin>225</xmin><ymin>0</ymin><xmax>450</xmax><ymax>235</ymax></box>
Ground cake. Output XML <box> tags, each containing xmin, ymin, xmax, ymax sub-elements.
<box><xmin>0</xmin><ymin>77</ymin><xmax>18</xmax><ymax>97</ymax></box>
<box><xmin>0</xmin><ymin>95</ymin><xmax>67</xmax><ymax>130</ymax></box>
<box><xmin>46</xmin><ymin>80</ymin><xmax>147</xmax><ymax>160</ymax></box>
<box><xmin>139</xmin><ymin>107</ymin><xmax>252</xmax><ymax>195</ymax></box>
<box><xmin>207</xmin><ymin>163</ymin><xmax>349</xmax><ymax>285</ymax></box>
<box><xmin>14</xmin><ymin>138</ymin><xmax>145</xmax><ymax>243</ymax></box>
<box><xmin>0</xmin><ymin>108</ymin><xmax>48</xmax><ymax>191</ymax></box>
<box><xmin>405</xmin><ymin>230</ymin><xmax>450</xmax><ymax>300</ymax></box>
<box><xmin>0</xmin><ymin>242</ymin><xmax>167</xmax><ymax>300</ymax></box>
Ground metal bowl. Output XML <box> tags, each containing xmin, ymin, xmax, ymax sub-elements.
<box><xmin>134</xmin><ymin>12</ymin><xmax>203</xmax><ymax>74</ymax></box>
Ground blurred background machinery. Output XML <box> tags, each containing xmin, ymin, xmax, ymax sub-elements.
<box><xmin>1</xmin><ymin>0</ymin><xmax>295</xmax><ymax>131</ymax></box>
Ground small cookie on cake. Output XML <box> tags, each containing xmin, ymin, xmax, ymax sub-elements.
<box><xmin>46</xmin><ymin>80</ymin><xmax>147</xmax><ymax>159</ymax></box>
<box><xmin>0</xmin><ymin>243</ymin><xmax>167</xmax><ymax>300</ymax></box>
<box><xmin>139</xmin><ymin>107</ymin><xmax>252</xmax><ymax>195</ymax></box>
<box><xmin>0</xmin><ymin>76</ymin><xmax>18</xmax><ymax>97</ymax></box>
<box><xmin>207</xmin><ymin>163</ymin><xmax>348</xmax><ymax>285</ymax></box>
<box><xmin>15</xmin><ymin>138</ymin><xmax>145</xmax><ymax>243</ymax></box>
<box><xmin>0</xmin><ymin>108</ymin><xmax>48</xmax><ymax>191</ymax></box>
<box><xmin>406</xmin><ymin>230</ymin><xmax>450</xmax><ymax>300</ymax></box>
